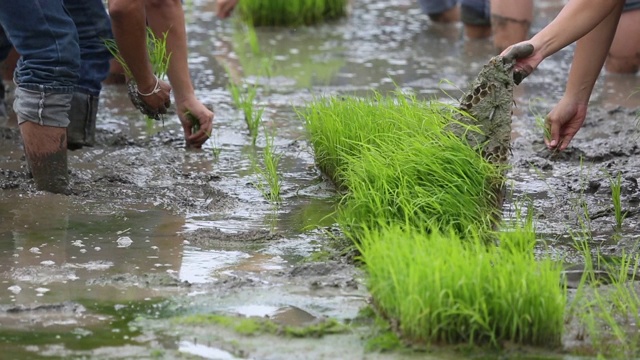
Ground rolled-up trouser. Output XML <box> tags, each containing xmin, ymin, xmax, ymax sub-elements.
<box><xmin>0</xmin><ymin>0</ymin><xmax>112</xmax><ymax>127</ymax></box>
<box><xmin>418</xmin><ymin>0</ymin><xmax>490</xmax><ymax>26</ymax></box>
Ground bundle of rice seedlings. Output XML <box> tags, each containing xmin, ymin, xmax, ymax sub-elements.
<box><xmin>302</xmin><ymin>91</ymin><xmax>501</xmax><ymax>236</ymax></box>
<box><xmin>237</xmin><ymin>0</ymin><xmax>348</xmax><ymax>27</ymax></box>
<box><xmin>359</xmin><ymin>224</ymin><xmax>565</xmax><ymax>347</ymax></box>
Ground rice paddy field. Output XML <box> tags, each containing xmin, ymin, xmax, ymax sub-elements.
<box><xmin>1</xmin><ymin>0</ymin><xmax>640</xmax><ymax>358</ymax></box>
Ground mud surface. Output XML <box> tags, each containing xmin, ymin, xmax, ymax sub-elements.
<box><xmin>1</xmin><ymin>0</ymin><xmax>640</xmax><ymax>358</ymax></box>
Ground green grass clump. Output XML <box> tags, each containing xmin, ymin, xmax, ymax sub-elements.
<box><xmin>237</xmin><ymin>0</ymin><xmax>348</xmax><ymax>27</ymax></box>
<box><xmin>359</xmin><ymin>224</ymin><xmax>565</xmax><ymax>347</ymax></box>
<box><xmin>302</xmin><ymin>91</ymin><xmax>501</xmax><ymax>236</ymax></box>
<box><xmin>228</xmin><ymin>81</ymin><xmax>263</xmax><ymax>144</ymax></box>
<box><xmin>568</xmin><ymin>240</ymin><xmax>640</xmax><ymax>358</ymax></box>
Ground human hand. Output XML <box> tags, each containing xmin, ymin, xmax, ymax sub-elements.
<box><xmin>500</xmin><ymin>42</ymin><xmax>542</xmax><ymax>85</ymax></box>
<box><xmin>177</xmin><ymin>96</ymin><xmax>214</xmax><ymax>148</ymax></box>
<box><xmin>544</xmin><ymin>97</ymin><xmax>588</xmax><ymax>151</ymax></box>
<box><xmin>216</xmin><ymin>0</ymin><xmax>239</xmax><ymax>19</ymax></box>
<box><xmin>127</xmin><ymin>76</ymin><xmax>172</xmax><ymax>120</ymax></box>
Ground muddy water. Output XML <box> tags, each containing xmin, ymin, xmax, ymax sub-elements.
<box><xmin>1</xmin><ymin>0</ymin><xmax>640</xmax><ymax>358</ymax></box>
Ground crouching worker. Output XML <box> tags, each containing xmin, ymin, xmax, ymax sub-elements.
<box><xmin>0</xmin><ymin>0</ymin><xmax>170</xmax><ymax>194</ymax></box>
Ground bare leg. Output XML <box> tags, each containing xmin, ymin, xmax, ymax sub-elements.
<box><xmin>605</xmin><ymin>9</ymin><xmax>640</xmax><ymax>74</ymax></box>
<box><xmin>461</xmin><ymin>0</ymin><xmax>492</xmax><ymax>39</ymax></box>
<box><xmin>429</xmin><ymin>6</ymin><xmax>460</xmax><ymax>23</ymax></box>
<box><xmin>1</xmin><ymin>47</ymin><xmax>18</xmax><ymax>82</ymax></box>
<box><xmin>490</xmin><ymin>0</ymin><xmax>533</xmax><ymax>53</ymax></box>
<box><xmin>20</xmin><ymin>121</ymin><xmax>69</xmax><ymax>194</ymax></box>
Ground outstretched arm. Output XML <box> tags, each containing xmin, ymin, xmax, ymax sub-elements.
<box><xmin>501</xmin><ymin>0</ymin><xmax>623</xmax><ymax>81</ymax></box>
<box><xmin>146</xmin><ymin>0</ymin><xmax>213</xmax><ymax>147</ymax></box>
<box><xmin>544</xmin><ymin>0</ymin><xmax>624</xmax><ymax>150</ymax></box>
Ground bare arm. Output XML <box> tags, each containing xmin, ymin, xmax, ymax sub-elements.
<box><xmin>544</xmin><ymin>0</ymin><xmax>624</xmax><ymax>150</ymax></box>
<box><xmin>563</xmin><ymin>2</ymin><xmax>624</xmax><ymax>105</ymax></box>
<box><xmin>109</xmin><ymin>0</ymin><xmax>171</xmax><ymax>115</ymax></box>
<box><xmin>109</xmin><ymin>0</ymin><xmax>155</xmax><ymax>92</ymax></box>
<box><xmin>502</xmin><ymin>0</ymin><xmax>624</xmax><ymax>83</ymax></box>
<box><xmin>528</xmin><ymin>0</ymin><xmax>622</xmax><ymax>59</ymax></box>
<box><xmin>146</xmin><ymin>0</ymin><xmax>213</xmax><ymax>147</ymax></box>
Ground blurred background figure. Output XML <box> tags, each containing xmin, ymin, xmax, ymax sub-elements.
<box><xmin>417</xmin><ymin>0</ymin><xmax>532</xmax><ymax>51</ymax></box>
<box><xmin>418</xmin><ymin>0</ymin><xmax>640</xmax><ymax>75</ymax></box>
<box><xmin>606</xmin><ymin>0</ymin><xmax>640</xmax><ymax>74</ymax></box>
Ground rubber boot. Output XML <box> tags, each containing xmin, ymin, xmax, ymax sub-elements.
<box><xmin>19</xmin><ymin>121</ymin><xmax>69</xmax><ymax>194</ymax></box>
<box><xmin>67</xmin><ymin>92</ymin><xmax>98</xmax><ymax>150</ymax></box>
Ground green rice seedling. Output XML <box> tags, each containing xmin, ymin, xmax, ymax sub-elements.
<box><xmin>104</xmin><ymin>28</ymin><xmax>172</xmax><ymax>128</ymax></box>
<box><xmin>608</xmin><ymin>171</ymin><xmax>626</xmax><ymax>232</ymax></box>
<box><xmin>358</xmin><ymin>224</ymin><xmax>565</xmax><ymax>347</ymax></box>
<box><xmin>184</xmin><ymin>110</ymin><xmax>200</xmax><ymax>134</ymax></box>
<box><xmin>528</xmin><ymin>97</ymin><xmax>551</xmax><ymax>142</ymax></box>
<box><xmin>254</xmin><ymin>127</ymin><xmax>282</xmax><ymax>203</ymax></box>
<box><xmin>225</xmin><ymin>65</ymin><xmax>263</xmax><ymax>144</ymax></box>
<box><xmin>237</xmin><ymin>0</ymin><xmax>348</xmax><ymax>27</ymax></box>
<box><xmin>243</xmin><ymin>85</ymin><xmax>263</xmax><ymax>143</ymax></box>
<box><xmin>210</xmin><ymin>133</ymin><xmax>222</xmax><ymax>159</ymax></box>
<box><xmin>569</xmin><ymin>240</ymin><xmax>640</xmax><ymax>358</ymax></box>
<box><xmin>228</xmin><ymin>81</ymin><xmax>243</xmax><ymax>109</ymax></box>
<box><xmin>301</xmin><ymin>91</ymin><xmax>501</xmax><ymax>237</ymax></box>
<box><xmin>145</xmin><ymin>28</ymin><xmax>171</xmax><ymax>79</ymax></box>
<box><xmin>231</xmin><ymin>21</ymin><xmax>342</xmax><ymax>88</ymax></box>
<box><xmin>245</xmin><ymin>22</ymin><xmax>260</xmax><ymax>55</ymax></box>
<box><xmin>105</xmin><ymin>28</ymin><xmax>171</xmax><ymax>81</ymax></box>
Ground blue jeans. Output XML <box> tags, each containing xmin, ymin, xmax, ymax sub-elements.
<box><xmin>418</xmin><ymin>0</ymin><xmax>488</xmax><ymax>16</ymax></box>
<box><xmin>0</xmin><ymin>0</ymin><xmax>111</xmax><ymax>126</ymax></box>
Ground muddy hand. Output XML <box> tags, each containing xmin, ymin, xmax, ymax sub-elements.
<box><xmin>178</xmin><ymin>97</ymin><xmax>214</xmax><ymax>148</ymax></box>
<box><xmin>127</xmin><ymin>77</ymin><xmax>172</xmax><ymax>120</ymax></box>
<box><xmin>501</xmin><ymin>43</ymin><xmax>535</xmax><ymax>85</ymax></box>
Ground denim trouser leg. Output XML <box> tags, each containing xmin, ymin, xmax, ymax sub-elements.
<box><xmin>0</xmin><ymin>0</ymin><xmax>79</xmax><ymax>127</ymax></box>
<box><xmin>418</xmin><ymin>0</ymin><xmax>459</xmax><ymax>16</ymax></box>
<box><xmin>64</xmin><ymin>0</ymin><xmax>112</xmax><ymax>97</ymax></box>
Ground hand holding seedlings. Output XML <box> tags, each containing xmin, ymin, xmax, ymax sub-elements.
<box><xmin>500</xmin><ymin>0</ymin><xmax>636</xmax><ymax>151</ymax></box>
<box><xmin>179</xmin><ymin>97</ymin><xmax>214</xmax><ymax>148</ymax></box>
<box><xmin>127</xmin><ymin>76</ymin><xmax>172</xmax><ymax>120</ymax></box>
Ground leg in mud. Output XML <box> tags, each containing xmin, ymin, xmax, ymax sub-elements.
<box><xmin>605</xmin><ymin>5</ymin><xmax>640</xmax><ymax>74</ymax></box>
<box><xmin>460</xmin><ymin>0</ymin><xmax>491</xmax><ymax>39</ymax></box>
<box><xmin>64</xmin><ymin>0</ymin><xmax>113</xmax><ymax>150</ymax></box>
<box><xmin>417</xmin><ymin>0</ymin><xmax>461</xmax><ymax>23</ymax></box>
<box><xmin>0</xmin><ymin>0</ymin><xmax>80</xmax><ymax>193</ymax></box>
<box><xmin>490</xmin><ymin>0</ymin><xmax>533</xmax><ymax>53</ymax></box>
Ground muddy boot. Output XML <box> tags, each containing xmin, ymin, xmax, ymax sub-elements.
<box><xmin>19</xmin><ymin>121</ymin><xmax>69</xmax><ymax>194</ymax></box>
<box><xmin>67</xmin><ymin>92</ymin><xmax>98</xmax><ymax>150</ymax></box>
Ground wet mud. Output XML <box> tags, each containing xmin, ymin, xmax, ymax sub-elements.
<box><xmin>1</xmin><ymin>0</ymin><xmax>640</xmax><ymax>358</ymax></box>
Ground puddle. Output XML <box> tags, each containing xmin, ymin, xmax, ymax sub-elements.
<box><xmin>1</xmin><ymin>0</ymin><xmax>640</xmax><ymax>358</ymax></box>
